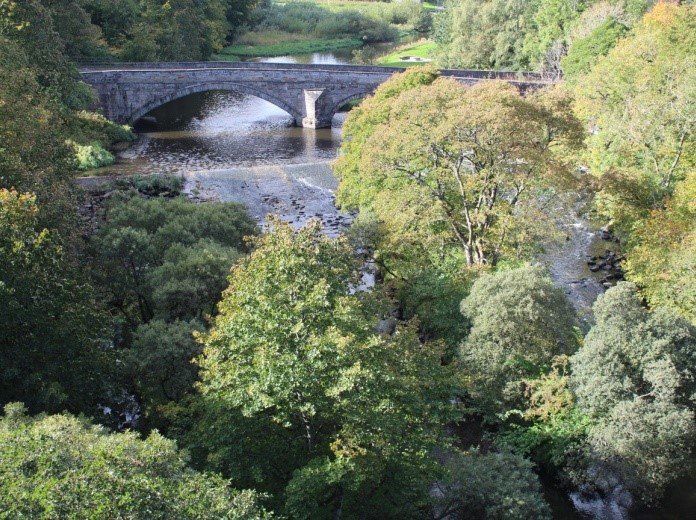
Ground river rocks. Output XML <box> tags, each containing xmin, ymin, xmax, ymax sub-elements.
<box><xmin>587</xmin><ymin>249</ymin><xmax>625</xmax><ymax>289</ymax></box>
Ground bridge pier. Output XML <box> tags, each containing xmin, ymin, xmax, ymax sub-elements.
<box><xmin>78</xmin><ymin>63</ymin><xmax>551</xmax><ymax>128</ymax></box>
<box><xmin>301</xmin><ymin>89</ymin><xmax>332</xmax><ymax>129</ymax></box>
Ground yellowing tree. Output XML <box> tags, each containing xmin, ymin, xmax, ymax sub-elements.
<box><xmin>336</xmin><ymin>75</ymin><xmax>583</xmax><ymax>269</ymax></box>
<box><xmin>624</xmin><ymin>172</ymin><xmax>696</xmax><ymax>325</ymax></box>
<box><xmin>573</xmin><ymin>2</ymin><xmax>696</xmax><ymax>235</ymax></box>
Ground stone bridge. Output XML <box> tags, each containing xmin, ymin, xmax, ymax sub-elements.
<box><xmin>80</xmin><ymin>62</ymin><xmax>552</xmax><ymax>129</ymax></box>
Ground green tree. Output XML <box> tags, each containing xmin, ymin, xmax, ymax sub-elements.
<box><xmin>523</xmin><ymin>0</ymin><xmax>587</xmax><ymax>70</ymax></box>
<box><xmin>435</xmin><ymin>0</ymin><xmax>532</xmax><ymax>70</ymax></box>
<box><xmin>573</xmin><ymin>2</ymin><xmax>696</xmax><ymax>236</ymax></box>
<box><xmin>459</xmin><ymin>265</ymin><xmax>578</xmax><ymax>417</ymax></box>
<box><xmin>191</xmin><ymin>218</ymin><xmax>459</xmax><ymax>517</ymax></box>
<box><xmin>43</xmin><ymin>0</ymin><xmax>106</xmax><ymax>58</ymax></box>
<box><xmin>91</xmin><ymin>194</ymin><xmax>256</xmax><ymax>326</ymax></box>
<box><xmin>0</xmin><ymin>190</ymin><xmax>110</xmax><ymax>414</ymax></box>
<box><xmin>432</xmin><ymin>450</ymin><xmax>552</xmax><ymax>519</ymax></box>
<box><xmin>570</xmin><ymin>282</ymin><xmax>696</xmax><ymax>503</ymax></box>
<box><xmin>119</xmin><ymin>0</ymin><xmax>231</xmax><ymax>61</ymax></box>
<box><xmin>561</xmin><ymin>17</ymin><xmax>628</xmax><ymax>79</ymax></box>
<box><xmin>1</xmin><ymin>0</ymin><xmax>94</xmax><ymax>109</ymax></box>
<box><xmin>0</xmin><ymin>403</ymin><xmax>272</xmax><ymax>519</ymax></box>
<box><xmin>128</xmin><ymin>319</ymin><xmax>204</xmax><ymax>419</ymax></box>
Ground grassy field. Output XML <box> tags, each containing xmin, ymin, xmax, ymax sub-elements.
<box><xmin>217</xmin><ymin>0</ymin><xmax>430</xmax><ymax>60</ymax></box>
<box><xmin>377</xmin><ymin>40</ymin><xmax>437</xmax><ymax>67</ymax></box>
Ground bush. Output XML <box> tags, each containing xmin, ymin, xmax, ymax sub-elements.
<box><xmin>71</xmin><ymin>110</ymin><xmax>136</xmax><ymax>145</ymax></box>
<box><xmin>72</xmin><ymin>141</ymin><xmax>115</xmax><ymax>170</ymax></box>
<box><xmin>433</xmin><ymin>450</ymin><xmax>552</xmax><ymax>519</ymax></box>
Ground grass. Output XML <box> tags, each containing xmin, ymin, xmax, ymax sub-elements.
<box><xmin>218</xmin><ymin>36</ymin><xmax>363</xmax><ymax>58</ymax></box>
<box><xmin>377</xmin><ymin>40</ymin><xmax>437</xmax><ymax>67</ymax></box>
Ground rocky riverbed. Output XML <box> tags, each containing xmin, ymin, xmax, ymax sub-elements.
<box><xmin>182</xmin><ymin>161</ymin><xmax>355</xmax><ymax>237</ymax></box>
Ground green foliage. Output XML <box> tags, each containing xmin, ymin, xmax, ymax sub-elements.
<box><xmin>336</xmin><ymin>73</ymin><xmax>584</xmax><ymax>269</ymax></box>
<box><xmin>570</xmin><ymin>282</ymin><xmax>696</xmax><ymax>503</ymax></box>
<box><xmin>0</xmin><ymin>403</ymin><xmax>273</xmax><ymax>519</ymax></box>
<box><xmin>460</xmin><ymin>265</ymin><xmax>578</xmax><ymax>417</ymax></box>
<box><xmin>69</xmin><ymin>110</ymin><xmax>136</xmax><ymax>148</ymax></box>
<box><xmin>0</xmin><ymin>36</ymin><xmax>82</xmax><ymax>233</ymax></box>
<box><xmin>129</xmin><ymin>319</ymin><xmax>204</xmax><ymax>416</ymax></box>
<box><xmin>433</xmin><ymin>450</ymin><xmax>552</xmax><ymax>519</ymax></box>
<box><xmin>90</xmin><ymin>194</ymin><xmax>256</xmax><ymax>424</ymax></box>
<box><xmin>496</xmin><ymin>357</ymin><xmax>591</xmax><ymax>470</ymax></box>
<box><xmin>561</xmin><ymin>18</ymin><xmax>628</xmax><ymax>79</ymax></box>
<box><xmin>0</xmin><ymin>0</ymin><xmax>94</xmax><ymax>109</ymax></box>
<box><xmin>624</xmin><ymin>172</ymin><xmax>696</xmax><ymax>325</ymax></box>
<box><xmin>435</xmin><ymin>0</ymin><xmax>532</xmax><ymax>70</ymax></box>
<box><xmin>92</xmin><ymin>195</ymin><xmax>256</xmax><ymax>325</ymax></box>
<box><xmin>81</xmin><ymin>0</ymin><xmax>258</xmax><ymax>60</ymax></box>
<box><xmin>190</xmin><ymin>218</ymin><xmax>459</xmax><ymax>516</ymax></box>
<box><xmin>573</xmin><ymin>3</ymin><xmax>696</xmax><ymax>236</ymax></box>
<box><xmin>228</xmin><ymin>0</ymin><xmax>400</xmax><ymax>57</ymax></box>
<box><xmin>72</xmin><ymin>141</ymin><xmax>115</xmax><ymax>170</ymax></box>
<box><xmin>43</xmin><ymin>0</ymin><xmax>107</xmax><ymax>58</ymax></box>
<box><xmin>0</xmin><ymin>190</ymin><xmax>110</xmax><ymax>414</ymax></box>
<box><xmin>523</xmin><ymin>0</ymin><xmax>588</xmax><ymax>70</ymax></box>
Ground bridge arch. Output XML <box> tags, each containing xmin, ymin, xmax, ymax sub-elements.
<box><xmin>328</xmin><ymin>89</ymin><xmax>374</xmax><ymax>117</ymax></box>
<box><xmin>128</xmin><ymin>82</ymin><xmax>303</xmax><ymax>125</ymax></box>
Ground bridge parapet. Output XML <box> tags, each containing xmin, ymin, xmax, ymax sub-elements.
<box><xmin>79</xmin><ymin>62</ymin><xmax>555</xmax><ymax>128</ymax></box>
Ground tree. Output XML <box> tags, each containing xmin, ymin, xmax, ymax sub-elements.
<box><xmin>432</xmin><ymin>450</ymin><xmax>552</xmax><ymax>519</ymax></box>
<box><xmin>435</xmin><ymin>0</ymin><xmax>532</xmax><ymax>70</ymax></box>
<box><xmin>523</xmin><ymin>0</ymin><xmax>587</xmax><ymax>70</ymax></box>
<box><xmin>0</xmin><ymin>37</ymin><xmax>79</xmax><ymax>234</ymax></box>
<box><xmin>336</xmin><ymin>74</ymin><xmax>584</xmax><ymax>269</ymax></box>
<box><xmin>91</xmin><ymin>194</ymin><xmax>256</xmax><ymax>326</ymax></box>
<box><xmin>0</xmin><ymin>403</ymin><xmax>273</xmax><ymax>519</ymax></box>
<box><xmin>624</xmin><ymin>172</ymin><xmax>696</xmax><ymax>325</ymax></box>
<box><xmin>561</xmin><ymin>17</ymin><xmax>628</xmax><ymax>79</ymax></box>
<box><xmin>459</xmin><ymin>265</ymin><xmax>578</xmax><ymax>417</ymax></box>
<box><xmin>0</xmin><ymin>190</ymin><xmax>110</xmax><ymax>414</ymax></box>
<box><xmin>43</xmin><ymin>0</ymin><xmax>106</xmax><ymax>58</ymax></box>
<box><xmin>191</xmin><ymin>218</ymin><xmax>459</xmax><ymax>517</ymax></box>
<box><xmin>128</xmin><ymin>319</ymin><xmax>204</xmax><ymax>420</ymax></box>
<box><xmin>570</xmin><ymin>282</ymin><xmax>696</xmax><ymax>503</ymax></box>
<box><xmin>572</xmin><ymin>2</ymin><xmax>696</xmax><ymax>236</ymax></box>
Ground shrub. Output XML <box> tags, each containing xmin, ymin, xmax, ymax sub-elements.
<box><xmin>433</xmin><ymin>450</ymin><xmax>552</xmax><ymax>519</ymax></box>
<box><xmin>72</xmin><ymin>141</ymin><xmax>115</xmax><ymax>170</ymax></box>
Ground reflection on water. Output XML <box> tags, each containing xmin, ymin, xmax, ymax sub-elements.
<box><xmin>248</xmin><ymin>50</ymin><xmax>355</xmax><ymax>65</ymax></box>
<box><xmin>106</xmin><ymin>91</ymin><xmax>345</xmax><ymax>176</ymax></box>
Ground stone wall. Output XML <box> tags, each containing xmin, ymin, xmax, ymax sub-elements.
<box><xmin>80</xmin><ymin>62</ymin><xmax>554</xmax><ymax>128</ymax></box>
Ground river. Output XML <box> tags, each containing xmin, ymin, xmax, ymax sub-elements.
<box><xmin>93</xmin><ymin>52</ymin><xmax>696</xmax><ymax>520</ymax></box>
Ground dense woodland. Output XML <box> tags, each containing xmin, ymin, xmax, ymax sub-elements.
<box><xmin>1</xmin><ymin>0</ymin><xmax>695</xmax><ymax>518</ymax></box>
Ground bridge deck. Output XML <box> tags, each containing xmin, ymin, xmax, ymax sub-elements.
<box><xmin>78</xmin><ymin>61</ymin><xmax>554</xmax><ymax>84</ymax></box>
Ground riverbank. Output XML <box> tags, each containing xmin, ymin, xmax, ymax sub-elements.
<box><xmin>377</xmin><ymin>39</ymin><xmax>437</xmax><ymax>67</ymax></box>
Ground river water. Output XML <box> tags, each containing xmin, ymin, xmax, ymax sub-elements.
<box><xmin>94</xmin><ymin>52</ymin><xmax>696</xmax><ymax>519</ymax></box>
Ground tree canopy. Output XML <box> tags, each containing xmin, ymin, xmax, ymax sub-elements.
<box><xmin>336</xmin><ymin>71</ymin><xmax>584</xmax><ymax>269</ymax></box>
<box><xmin>570</xmin><ymin>283</ymin><xmax>696</xmax><ymax>503</ymax></box>
<box><xmin>189</xmin><ymin>218</ymin><xmax>459</xmax><ymax>517</ymax></box>
<box><xmin>460</xmin><ymin>265</ymin><xmax>578</xmax><ymax>416</ymax></box>
<box><xmin>0</xmin><ymin>403</ymin><xmax>272</xmax><ymax>519</ymax></box>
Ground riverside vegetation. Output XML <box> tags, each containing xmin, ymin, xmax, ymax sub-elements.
<box><xmin>1</xmin><ymin>0</ymin><xmax>695</xmax><ymax>518</ymax></box>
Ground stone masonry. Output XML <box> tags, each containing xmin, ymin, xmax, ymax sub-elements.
<box><xmin>80</xmin><ymin>62</ymin><xmax>552</xmax><ymax>129</ymax></box>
